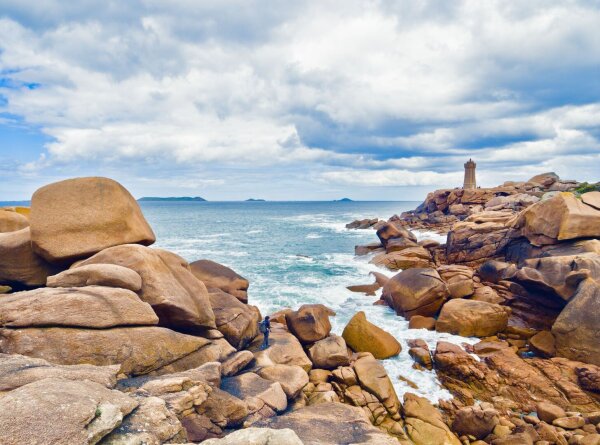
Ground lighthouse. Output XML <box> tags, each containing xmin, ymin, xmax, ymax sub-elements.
<box><xmin>463</xmin><ymin>159</ymin><xmax>476</xmax><ymax>190</ymax></box>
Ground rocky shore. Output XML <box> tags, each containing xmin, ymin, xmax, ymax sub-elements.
<box><xmin>1</xmin><ymin>174</ymin><xmax>599</xmax><ymax>445</ymax></box>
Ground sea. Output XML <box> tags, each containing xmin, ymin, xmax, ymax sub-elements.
<box><xmin>139</xmin><ymin>200</ymin><xmax>477</xmax><ymax>402</ymax></box>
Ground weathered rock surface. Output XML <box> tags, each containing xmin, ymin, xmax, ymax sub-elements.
<box><xmin>376</xmin><ymin>222</ymin><xmax>417</xmax><ymax>247</ymax></box>
<box><xmin>582</xmin><ymin>191</ymin><xmax>600</xmax><ymax>210</ymax></box>
<box><xmin>47</xmin><ymin>264</ymin><xmax>142</xmax><ymax>292</ymax></box>
<box><xmin>0</xmin><ymin>326</ymin><xmax>213</xmax><ymax>376</ymax></box>
<box><xmin>435</xmin><ymin>299</ymin><xmax>509</xmax><ymax>337</ymax></box>
<box><xmin>0</xmin><ymin>209</ymin><xmax>29</xmax><ymax>233</ymax></box>
<box><xmin>529</xmin><ymin>331</ymin><xmax>556</xmax><ymax>358</ymax></box>
<box><xmin>0</xmin><ymin>228</ymin><xmax>60</xmax><ymax>287</ymax></box>
<box><xmin>221</xmin><ymin>350</ymin><xmax>254</xmax><ymax>377</ymax></box>
<box><xmin>536</xmin><ymin>401</ymin><xmax>566</xmax><ymax>424</ymax></box>
<box><xmin>250</xmin><ymin>326</ymin><xmax>312</xmax><ymax>372</ymax></box>
<box><xmin>403</xmin><ymin>393</ymin><xmax>462</xmax><ymax>445</ymax></box>
<box><xmin>257</xmin><ymin>364</ymin><xmax>309</xmax><ymax>399</ymax></box>
<box><xmin>370</xmin><ymin>247</ymin><xmax>432</xmax><ymax>270</ymax></box>
<box><xmin>382</xmin><ymin>268</ymin><xmax>449</xmax><ymax>319</ymax></box>
<box><xmin>516</xmin><ymin>192</ymin><xmax>600</xmax><ymax>245</ymax></box>
<box><xmin>342</xmin><ymin>311</ymin><xmax>401</xmax><ymax>359</ymax></box>
<box><xmin>202</xmin><ymin>427</ymin><xmax>303</xmax><ymax>445</ymax></box>
<box><xmin>75</xmin><ymin>244</ymin><xmax>215</xmax><ymax>330</ymax></box>
<box><xmin>221</xmin><ymin>372</ymin><xmax>287</xmax><ymax>413</ymax></box>
<box><xmin>0</xmin><ymin>286</ymin><xmax>158</xmax><ymax>328</ymax></box>
<box><xmin>0</xmin><ymin>378</ymin><xmax>138</xmax><ymax>445</ymax></box>
<box><xmin>208</xmin><ymin>289</ymin><xmax>259</xmax><ymax>349</ymax></box>
<box><xmin>437</xmin><ymin>264</ymin><xmax>475</xmax><ymax>298</ymax></box>
<box><xmin>0</xmin><ymin>353</ymin><xmax>119</xmax><ymax>391</ymax></box>
<box><xmin>307</xmin><ymin>334</ymin><xmax>350</xmax><ymax>369</ymax></box>
<box><xmin>254</xmin><ymin>402</ymin><xmax>399</xmax><ymax>445</ymax></box>
<box><xmin>451</xmin><ymin>404</ymin><xmax>499</xmax><ymax>439</ymax></box>
<box><xmin>190</xmin><ymin>259</ymin><xmax>249</xmax><ymax>303</ymax></box>
<box><xmin>30</xmin><ymin>177</ymin><xmax>156</xmax><ymax>262</ymax></box>
<box><xmin>285</xmin><ymin>304</ymin><xmax>334</xmax><ymax>344</ymax></box>
<box><xmin>552</xmin><ymin>278</ymin><xmax>600</xmax><ymax>366</ymax></box>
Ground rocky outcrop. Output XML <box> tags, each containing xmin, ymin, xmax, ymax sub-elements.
<box><xmin>0</xmin><ymin>326</ymin><xmax>216</xmax><ymax>376</ymax></box>
<box><xmin>250</xmin><ymin>326</ymin><xmax>312</xmax><ymax>372</ymax></box>
<box><xmin>0</xmin><ymin>353</ymin><xmax>119</xmax><ymax>391</ymax></box>
<box><xmin>0</xmin><ymin>378</ymin><xmax>138</xmax><ymax>445</ymax></box>
<box><xmin>382</xmin><ymin>268</ymin><xmax>449</xmax><ymax>319</ymax></box>
<box><xmin>370</xmin><ymin>246</ymin><xmax>432</xmax><ymax>270</ymax></box>
<box><xmin>208</xmin><ymin>289</ymin><xmax>259</xmax><ymax>349</ymax></box>
<box><xmin>552</xmin><ymin>278</ymin><xmax>600</xmax><ymax>366</ymax></box>
<box><xmin>342</xmin><ymin>312</ymin><xmax>401</xmax><ymax>359</ymax></box>
<box><xmin>0</xmin><ymin>286</ymin><xmax>158</xmax><ymax>329</ymax></box>
<box><xmin>75</xmin><ymin>244</ymin><xmax>215</xmax><ymax>330</ymax></box>
<box><xmin>451</xmin><ymin>403</ymin><xmax>499</xmax><ymax>440</ymax></box>
<box><xmin>515</xmin><ymin>192</ymin><xmax>600</xmax><ymax>245</ymax></box>
<box><xmin>257</xmin><ymin>364</ymin><xmax>309</xmax><ymax>399</ymax></box>
<box><xmin>190</xmin><ymin>259</ymin><xmax>249</xmax><ymax>303</ymax></box>
<box><xmin>285</xmin><ymin>304</ymin><xmax>334</xmax><ymax>344</ymax></box>
<box><xmin>30</xmin><ymin>177</ymin><xmax>155</xmax><ymax>263</ymax></box>
<box><xmin>47</xmin><ymin>264</ymin><xmax>142</xmax><ymax>292</ymax></box>
<box><xmin>221</xmin><ymin>372</ymin><xmax>287</xmax><ymax>416</ymax></box>
<box><xmin>254</xmin><ymin>402</ymin><xmax>400</xmax><ymax>445</ymax></box>
<box><xmin>376</xmin><ymin>222</ymin><xmax>417</xmax><ymax>247</ymax></box>
<box><xmin>0</xmin><ymin>228</ymin><xmax>60</xmax><ymax>287</ymax></box>
<box><xmin>437</xmin><ymin>264</ymin><xmax>475</xmax><ymax>298</ymax></box>
<box><xmin>0</xmin><ymin>209</ymin><xmax>29</xmax><ymax>233</ymax></box>
<box><xmin>435</xmin><ymin>299</ymin><xmax>509</xmax><ymax>337</ymax></box>
<box><xmin>307</xmin><ymin>334</ymin><xmax>350</xmax><ymax>369</ymax></box>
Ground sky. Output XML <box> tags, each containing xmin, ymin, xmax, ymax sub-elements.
<box><xmin>1</xmin><ymin>0</ymin><xmax>599</xmax><ymax>201</ymax></box>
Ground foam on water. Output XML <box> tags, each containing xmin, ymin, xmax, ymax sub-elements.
<box><xmin>142</xmin><ymin>200</ymin><xmax>473</xmax><ymax>404</ymax></box>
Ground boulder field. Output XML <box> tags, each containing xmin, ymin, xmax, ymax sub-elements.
<box><xmin>2</xmin><ymin>173</ymin><xmax>600</xmax><ymax>444</ymax></box>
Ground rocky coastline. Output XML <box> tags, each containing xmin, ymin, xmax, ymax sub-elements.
<box><xmin>0</xmin><ymin>174</ymin><xmax>599</xmax><ymax>445</ymax></box>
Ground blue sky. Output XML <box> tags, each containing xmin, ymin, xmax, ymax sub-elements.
<box><xmin>1</xmin><ymin>0</ymin><xmax>599</xmax><ymax>201</ymax></box>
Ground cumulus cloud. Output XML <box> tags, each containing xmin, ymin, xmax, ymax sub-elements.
<box><xmin>0</xmin><ymin>0</ymin><xmax>599</xmax><ymax>198</ymax></box>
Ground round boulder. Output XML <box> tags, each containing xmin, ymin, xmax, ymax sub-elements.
<box><xmin>285</xmin><ymin>304</ymin><xmax>334</xmax><ymax>344</ymax></box>
<box><xmin>0</xmin><ymin>210</ymin><xmax>29</xmax><ymax>233</ymax></box>
<box><xmin>451</xmin><ymin>404</ymin><xmax>499</xmax><ymax>440</ymax></box>
<box><xmin>190</xmin><ymin>259</ymin><xmax>249</xmax><ymax>303</ymax></box>
<box><xmin>341</xmin><ymin>311</ymin><xmax>401</xmax><ymax>359</ymax></box>
<box><xmin>435</xmin><ymin>299</ymin><xmax>509</xmax><ymax>337</ymax></box>
<box><xmin>307</xmin><ymin>334</ymin><xmax>350</xmax><ymax>370</ymax></box>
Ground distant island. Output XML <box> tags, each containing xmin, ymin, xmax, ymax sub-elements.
<box><xmin>245</xmin><ymin>198</ymin><xmax>266</xmax><ymax>202</ymax></box>
<box><xmin>334</xmin><ymin>198</ymin><xmax>353</xmax><ymax>202</ymax></box>
<box><xmin>138</xmin><ymin>196</ymin><xmax>207</xmax><ymax>202</ymax></box>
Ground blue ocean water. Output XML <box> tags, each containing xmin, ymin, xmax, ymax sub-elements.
<box><xmin>141</xmin><ymin>201</ymin><xmax>474</xmax><ymax>401</ymax></box>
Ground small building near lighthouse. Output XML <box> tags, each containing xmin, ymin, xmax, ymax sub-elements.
<box><xmin>463</xmin><ymin>158</ymin><xmax>477</xmax><ymax>190</ymax></box>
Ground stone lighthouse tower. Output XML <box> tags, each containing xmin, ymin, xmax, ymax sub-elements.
<box><xmin>463</xmin><ymin>158</ymin><xmax>476</xmax><ymax>190</ymax></box>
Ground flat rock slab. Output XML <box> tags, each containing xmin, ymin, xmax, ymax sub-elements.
<box><xmin>0</xmin><ymin>326</ymin><xmax>212</xmax><ymax>376</ymax></box>
<box><xmin>0</xmin><ymin>377</ymin><xmax>138</xmax><ymax>445</ymax></box>
<box><xmin>0</xmin><ymin>286</ymin><xmax>158</xmax><ymax>329</ymax></box>
<box><xmin>0</xmin><ymin>353</ymin><xmax>119</xmax><ymax>391</ymax></box>
<box><xmin>254</xmin><ymin>402</ymin><xmax>399</xmax><ymax>445</ymax></box>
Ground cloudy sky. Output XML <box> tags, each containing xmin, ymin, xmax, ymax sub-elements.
<box><xmin>1</xmin><ymin>0</ymin><xmax>599</xmax><ymax>201</ymax></box>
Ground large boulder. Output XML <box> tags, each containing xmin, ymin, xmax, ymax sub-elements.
<box><xmin>435</xmin><ymin>299</ymin><xmax>508</xmax><ymax>337</ymax></box>
<box><xmin>370</xmin><ymin>247</ymin><xmax>432</xmax><ymax>270</ymax></box>
<box><xmin>353</xmin><ymin>353</ymin><xmax>401</xmax><ymax>420</ymax></box>
<box><xmin>516</xmin><ymin>192</ymin><xmax>600</xmax><ymax>245</ymax></box>
<box><xmin>190</xmin><ymin>259</ymin><xmax>249</xmax><ymax>303</ymax></box>
<box><xmin>451</xmin><ymin>404</ymin><xmax>499</xmax><ymax>440</ymax></box>
<box><xmin>0</xmin><ymin>286</ymin><xmax>158</xmax><ymax>329</ymax></box>
<box><xmin>341</xmin><ymin>311</ymin><xmax>401</xmax><ymax>359</ymax></box>
<box><xmin>307</xmin><ymin>334</ymin><xmax>350</xmax><ymax>369</ymax></box>
<box><xmin>0</xmin><ymin>326</ymin><xmax>214</xmax><ymax>376</ymax></box>
<box><xmin>528</xmin><ymin>172</ymin><xmax>559</xmax><ymax>187</ymax></box>
<box><xmin>75</xmin><ymin>244</ymin><xmax>215</xmax><ymax>330</ymax></box>
<box><xmin>285</xmin><ymin>304</ymin><xmax>334</xmax><ymax>344</ymax></box>
<box><xmin>403</xmin><ymin>393</ymin><xmax>462</xmax><ymax>445</ymax></box>
<box><xmin>0</xmin><ymin>353</ymin><xmax>119</xmax><ymax>391</ymax></box>
<box><xmin>209</xmin><ymin>289</ymin><xmax>259</xmax><ymax>349</ymax></box>
<box><xmin>250</xmin><ymin>326</ymin><xmax>312</xmax><ymax>372</ymax></box>
<box><xmin>437</xmin><ymin>264</ymin><xmax>475</xmax><ymax>298</ymax></box>
<box><xmin>0</xmin><ymin>209</ymin><xmax>29</xmax><ymax>233</ymax></box>
<box><xmin>0</xmin><ymin>378</ymin><xmax>138</xmax><ymax>445</ymax></box>
<box><xmin>29</xmin><ymin>177</ymin><xmax>156</xmax><ymax>263</ymax></box>
<box><xmin>257</xmin><ymin>364</ymin><xmax>309</xmax><ymax>399</ymax></box>
<box><xmin>382</xmin><ymin>268</ymin><xmax>449</xmax><ymax>319</ymax></box>
<box><xmin>254</xmin><ymin>402</ymin><xmax>399</xmax><ymax>445</ymax></box>
<box><xmin>221</xmin><ymin>372</ymin><xmax>288</xmax><ymax>413</ymax></box>
<box><xmin>582</xmin><ymin>191</ymin><xmax>600</xmax><ymax>210</ymax></box>
<box><xmin>552</xmin><ymin>278</ymin><xmax>600</xmax><ymax>366</ymax></box>
<box><xmin>46</xmin><ymin>264</ymin><xmax>142</xmax><ymax>292</ymax></box>
<box><xmin>0</xmin><ymin>228</ymin><xmax>60</xmax><ymax>287</ymax></box>
<box><xmin>376</xmin><ymin>222</ymin><xmax>417</xmax><ymax>247</ymax></box>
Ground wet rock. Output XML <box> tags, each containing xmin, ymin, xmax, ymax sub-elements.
<box><xmin>0</xmin><ymin>353</ymin><xmax>119</xmax><ymax>391</ymax></box>
<box><xmin>552</xmin><ymin>278</ymin><xmax>600</xmax><ymax>366</ymax></box>
<box><xmin>409</xmin><ymin>347</ymin><xmax>433</xmax><ymax>370</ymax></box>
<box><xmin>254</xmin><ymin>402</ymin><xmax>399</xmax><ymax>445</ymax></box>
<box><xmin>0</xmin><ymin>378</ymin><xmax>138</xmax><ymax>445</ymax></box>
<box><xmin>452</xmin><ymin>404</ymin><xmax>499</xmax><ymax>439</ymax></box>
<box><xmin>47</xmin><ymin>264</ymin><xmax>142</xmax><ymax>292</ymax></box>
<box><xmin>408</xmin><ymin>315</ymin><xmax>436</xmax><ymax>330</ymax></box>
<box><xmin>382</xmin><ymin>268</ymin><xmax>449</xmax><ymax>319</ymax></box>
<box><xmin>0</xmin><ymin>326</ymin><xmax>214</xmax><ymax>377</ymax></box>
<box><xmin>190</xmin><ymin>259</ymin><xmax>249</xmax><ymax>303</ymax></box>
<box><xmin>30</xmin><ymin>177</ymin><xmax>155</xmax><ymax>263</ymax></box>
<box><xmin>208</xmin><ymin>289</ymin><xmax>259</xmax><ymax>349</ymax></box>
<box><xmin>285</xmin><ymin>304</ymin><xmax>334</xmax><ymax>344</ymax></box>
<box><xmin>202</xmin><ymin>427</ymin><xmax>303</xmax><ymax>444</ymax></box>
<box><xmin>307</xmin><ymin>334</ymin><xmax>350</xmax><ymax>369</ymax></box>
<box><xmin>0</xmin><ymin>228</ymin><xmax>60</xmax><ymax>287</ymax></box>
<box><xmin>435</xmin><ymin>299</ymin><xmax>509</xmax><ymax>337</ymax></box>
<box><xmin>0</xmin><ymin>286</ymin><xmax>158</xmax><ymax>329</ymax></box>
<box><xmin>75</xmin><ymin>244</ymin><xmax>215</xmax><ymax>330</ymax></box>
<box><xmin>342</xmin><ymin>311</ymin><xmax>401</xmax><ymax>359</ymax></box>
